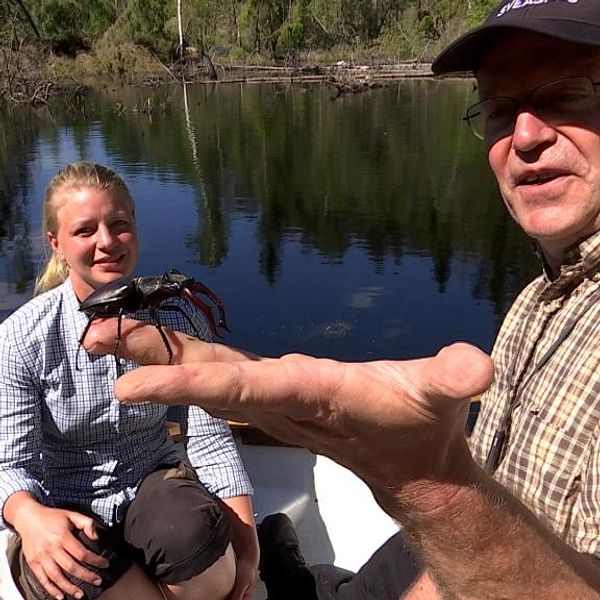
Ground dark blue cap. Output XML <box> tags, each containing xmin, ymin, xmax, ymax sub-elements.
<box><xmin>433</xmin><ymin>0</ymin><xmax>600</xmax><ymax>75</ymax></box>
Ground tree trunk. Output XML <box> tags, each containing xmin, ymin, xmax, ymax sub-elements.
<box><xmin>177</xmin><ymin>0</ymin><xmax>185</xmax><ymax>59</ymax></box>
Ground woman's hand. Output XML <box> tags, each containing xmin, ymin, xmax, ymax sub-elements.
<box><xmin>8</xmin><ymin>497</ymin><xmax>108</xmax><ymax>600</ymax></box>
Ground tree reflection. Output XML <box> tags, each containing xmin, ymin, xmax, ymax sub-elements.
<box><xmin>0</xmin><ymin>104</ymin><xmax>36</xmax><ymax>298</ymax></box>
<box><xmin>1</xmin><ymin>80</ymin><xmax>539</xmax><ymax>320</ymax></box>
<box><xmin>181</xmin><ymin>82</ymin><xmax>231</xmax><ymax>268</ymax></box>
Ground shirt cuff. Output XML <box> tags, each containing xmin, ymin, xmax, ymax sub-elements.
<box><xmin>0</xmin><ymin>471</ymin><xmax>47</xmax><ymax>530</ymax></box>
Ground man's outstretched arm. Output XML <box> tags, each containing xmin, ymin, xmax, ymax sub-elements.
<box><xmin>84</xmin><ymin>319</ymin><xmax>600</xmax><ymax>598</ymax></box>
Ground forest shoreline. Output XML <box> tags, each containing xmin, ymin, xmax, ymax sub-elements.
<box><xmin>1</xmin><ymin>0</ymin><xmax>490</xmax><ymax>106</ymax></box>
<box><xmin>1</xmin><ymin>50</ymin><xmax>472</xmax><ymax>107</ymax></box>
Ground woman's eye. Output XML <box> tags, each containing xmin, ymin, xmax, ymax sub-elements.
<box><xmin>112</xmin><ymin>220</ymin><xmax>132</xmax><ymax>232</ymax></box>
<box><xmin>74</xmin><ymin>227</ymin><xmax>93</xmax><ymax>236</ymax></box>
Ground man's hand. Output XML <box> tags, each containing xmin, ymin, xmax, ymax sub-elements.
<box><xmin>84</xmin><ymin>319</ymin><xmax>494</xmax><ymax>515</ymax></box>
<box><xmin>86</xmin><ymin>320</ymin><xmax>600</xmax><ymax>597</ymax></box>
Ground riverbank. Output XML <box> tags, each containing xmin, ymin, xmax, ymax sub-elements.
<box><xmin>0</xmin><ymin>41</ymin><xmax>451</xmax><ymax>106</ymax></box>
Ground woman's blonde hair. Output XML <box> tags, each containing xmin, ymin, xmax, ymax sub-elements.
<box><xmin>34</xmin><ymin>162</ymin><xmax>135</xmax><ymax>295</ymax></box>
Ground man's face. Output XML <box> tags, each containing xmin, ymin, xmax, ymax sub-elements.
<box><xmin>478</xmin><ymin>32</ymin><xmax>600</xmax><ymax>260</ymax></box>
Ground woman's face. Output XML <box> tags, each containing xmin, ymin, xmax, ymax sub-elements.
<box><xmin>48</xmin><ymin>185</ymin><xmax>139</xmax><ymax>300</ymax></box>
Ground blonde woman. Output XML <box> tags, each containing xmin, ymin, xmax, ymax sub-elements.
<box><xmin>0</xmin><ymin>163</ymin><xmax>258</xmax><ymax>600</ymax></box>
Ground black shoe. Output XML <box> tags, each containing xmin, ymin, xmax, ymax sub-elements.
<box><xmin>258</xmin><ymin>513</ymin><xmax>317</xmax><ymax>600</ymax></box>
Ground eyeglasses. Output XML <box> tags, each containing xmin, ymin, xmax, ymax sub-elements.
<box><xmin>464</xmin><ymin>76</ymin><xmax>600</xmax><ymax>141</ymax></box>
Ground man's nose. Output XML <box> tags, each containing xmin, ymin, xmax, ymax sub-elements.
<box><xmin>511</xmin><ymin>109</ymin><xmax>557</xmax><ymax>153</ymax></box>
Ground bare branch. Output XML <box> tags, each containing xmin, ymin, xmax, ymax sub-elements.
<box><xmin>7</xmin><ymin>0</ymin><xmax>41</xmax><ymax>38</ymax></box>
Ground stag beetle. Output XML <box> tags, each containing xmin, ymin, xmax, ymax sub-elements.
<box><xmin>78</xmin><ymin>269</ymin><xmax>229</xmax><ymax>368</ymax></box>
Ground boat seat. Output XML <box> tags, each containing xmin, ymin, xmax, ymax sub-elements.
<box><xmin>252</xmin><ymin>486</ymin><xmax>310</xmax><ymax>525</ymax></box>
<box><xmin>169</xmin><ymin>419</ymin><xmax>310</xmax><ymax>525</ymax></box>
<box><xmin>0</xmin><ymin>528</ymin><xmax>22</xmax><ymax>600</ymax></box>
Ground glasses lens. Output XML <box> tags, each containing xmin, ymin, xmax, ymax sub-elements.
<box><xmin>534</xmin><ymin>77</ymin><xmax>596</xmax><ymax>115</ymax></box>
<box><xmin>466</xmin><ymin>97</ymin><xmax>516</xmax><ymax>140</ymax></box>
<box><xmin>464</xmin><ymin>77</ymin><xmax>599</xmax><ymax>141</ymax></box>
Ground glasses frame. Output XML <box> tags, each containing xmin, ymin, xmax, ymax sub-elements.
<box><xmin>463</xmin><ymin>76</ymin><xmax>600</xmax><ymax>141</ymax></box>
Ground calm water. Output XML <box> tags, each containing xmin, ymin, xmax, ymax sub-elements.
<box><xmin>0</xmin><ymin>80</ymin><xmax>539</xmax><ymax>360</ymax></box>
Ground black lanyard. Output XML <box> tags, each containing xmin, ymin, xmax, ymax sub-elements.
<box><xmin>484</xmin><ymin>284</ymin><xmax>600</xmax><ymax>474</ymax></box>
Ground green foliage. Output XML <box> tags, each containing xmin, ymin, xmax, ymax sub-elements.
<box><xmin>83</xmin><ymin>0</ymin><xmax>117</xmax><ymax>37</ymax></box>
<box><xmin>0</xmin><ymin>4</ymin><xmax>11</xmax><ymax>46</ymax></box>
<box><xmin>467</xmin><ymin>0</ymin><xmax>497</xmax><ymax>27</ymax></box>
<box><xmin>37</xmin><ymin>0</ymin><xmax>82</xmax><ymax>45</ymax></box>
<box><xmin>340</xmin><ymin>0</ymin><xmax>401</xmax><ymax>43</ymax></box>
<box><xmin>3</xmin><ymin>1</ymin><xmax>40</xmax><ymax>44</ymax></box>
<box><xmin>278</xmin><ymin>0</ymin><xmax>309</xmax><ymax>51</ymax></box>
<box><xmin>117</xmin><ymin>0</ymin><xmax>174</xmax><ymax>57</ymax></box>
<box><xmin>379</xmin><ymin>5</ymin><xmax>421</xmax><ymax>61</ymax></box>
<box><xmin>25</xmin><ymin>0</ymin><xmax>116</xmax><ymax>49</ymax></box>
<box><xmin>1</xmin><ymin>0</ymin><xmax>502</xmax><ymax>65</ymax></box>
<box><xmin>252</xmin><ymin>0</ymin><xmax>287</xmax><ymax>57</ymax></box>
<box><xmin>180</xmin><ymin>0</ymin><xmax>222</xmax><ymax>54</ymax></box>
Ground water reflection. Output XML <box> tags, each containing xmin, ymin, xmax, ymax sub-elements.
<box><xmin>0</xmin><ymin>104</ymin><xmax>37</xmax><ymax>300</ymax></box>
<box><xmin>0</xmin><ymin>81</ymin><xmax>539</xmax><ymax>359</ymax></box>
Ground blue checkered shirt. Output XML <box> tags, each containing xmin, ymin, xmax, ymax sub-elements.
<box><xmin>0</xmin><ymin>278</ymin><xmax>253</xmax><ymax>527</ymax></box>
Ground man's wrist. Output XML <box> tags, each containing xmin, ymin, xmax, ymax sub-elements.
<box><xmin>372</xmin><ymin>449</ymin><xmax>486</xmax><ymax>523</ymax></box>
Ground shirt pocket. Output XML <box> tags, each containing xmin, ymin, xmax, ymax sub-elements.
<box><xmin>505</xmin><ymin>412</ymin><xmax>588</xmax><ymax>538</ymax></box>
<box><xmin>41</xmin><ymin>362</ymin><xmax>115</xmax><ymax>439</ymax></box>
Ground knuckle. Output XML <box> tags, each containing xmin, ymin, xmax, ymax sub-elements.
<box><xmin>30</xmin><ymin>565</ymin><xmax>47</xmax><ymax>585</ymax></box>
<box><xmin>43</xmin><ymin>562</ymin><xmax>63</xmax><ymax>581</ymax></box>
<box><xmin>60</xmin><ymin>556</ymin><xmax>78</xmax><ymax>573</ymax></box>
<box><xmin>71</xmin><ymin>563</ymin><xmax>98</xmax><ymax>583</ymax></box>
<box><xmin>67</xmin><ymin>544</ymin><xmax>87</xmax><ymax>562</ymax></box>
<box><xmin>81</xmin><ymin>550</ymin><xmax>101</xmax><ymax>567</ymax></box>
<box><xmin>53</xmin><ymin>574</ymin><xmax>80</xmax><ymax>596</ymax></box>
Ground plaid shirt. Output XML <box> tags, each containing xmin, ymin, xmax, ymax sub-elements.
<box><xmin>470</xmin><ymin>230</ymin><xmax>600</xmax><ymax>556</ymax></box>
<box><xmin>0</xmin><ymin>278</ymin><xmax>252</xmax><ymax>527</ymax></box>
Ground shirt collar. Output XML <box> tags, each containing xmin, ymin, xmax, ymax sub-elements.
<box><xmin>538</xmin><ymin>230</ymin><xmax>600</xmax><ymax>301</ymax></box>
<box><xmin>61</xmin><ymin>277</ymin><xmax>89</xmax><ymax>324</ymax></box>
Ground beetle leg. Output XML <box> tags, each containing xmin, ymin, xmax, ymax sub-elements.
<box><xmin>159</xmin><ymin>303</ymin><xmax>205</xmax><ymax>340</ymax></box>
<box><xmin>179</xmin><ymin>289</ymin><xmax>219</xmax><ymax>337</ymax></box>
<box><xmin>182</xmin><ymin>286</ymin><xmax>230</xmax><ymax>335</ymax></box>
<box><xmin>76</xmin><ymin>315</ymin><xmax>96</xmax><ymax>371</ymax></box>
<box><xmin>188</xmin><ymin>282</ymin><xmax>230</xmax><ymax>332</ymax></box>
<box><xmin>151</xmin><ymin>307</ymin><xmax>174</xmax><ymax>365</ymax></box>
<box><xmin>113</xmin><ymin>309</ymin><xmax>126</xmax><ymax>368</ymax></box>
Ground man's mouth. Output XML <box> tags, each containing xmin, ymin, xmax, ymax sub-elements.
<box><xmin>517</xmin><ymin>171</ymin><xmax>570</xmax><ymax>186</ymax></box>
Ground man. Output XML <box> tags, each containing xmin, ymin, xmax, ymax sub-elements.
<box><xmin>85</xmin><ymin>0</ymin><xmax>600</xmax><ymax>597</ymax></box>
